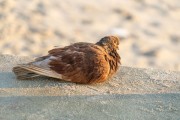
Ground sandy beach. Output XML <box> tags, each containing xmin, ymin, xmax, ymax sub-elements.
<box><xmin>0</xmin><ymin>0</ymin><xmax>179</xmax><ymax>71</ymax></box>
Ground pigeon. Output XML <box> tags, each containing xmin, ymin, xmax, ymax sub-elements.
<box><xmin>13</xmin><ymin>36</ymin><xmax>121</xmax><ymax>84</ymax></box>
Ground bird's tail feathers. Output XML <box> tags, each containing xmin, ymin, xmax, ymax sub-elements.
<box><xmin>12</xmin><ymin>64</ymin><xmax>62</xmax><ymax>80</ymax></box>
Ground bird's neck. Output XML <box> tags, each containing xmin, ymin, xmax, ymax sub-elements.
<box><xmin>107</xmin><ymin>49</ymin><xmax>121</xmax><ymax>77</ymax></box>
<box><xmin>96</xmin><ymin>43</ymin><xmax>120</xmax><ymax>64</ymax></box>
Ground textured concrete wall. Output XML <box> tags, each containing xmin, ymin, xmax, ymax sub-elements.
<box><xmin>0</xmin><ymin>54</ymin><xmax>180</xmax><ymax>120</ymax></box>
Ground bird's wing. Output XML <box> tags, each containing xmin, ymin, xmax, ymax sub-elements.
<box><xmin>48</xmin><ymin>45</ymin><xmax>89</xmax><ymax>83</ymax></box>
<box><xmin>13</xmin><ymin>43</ymin><xmax>91</xmax><ymax>83</ymax></box>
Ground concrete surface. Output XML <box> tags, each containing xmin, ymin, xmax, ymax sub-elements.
<box><xmin>0</xmin><ymin>54</ymin><xmax>180</xmax><ymax>120</ymax></box>
<box><xmin>0</xmin><ymin>94</ymin><xmax>180</xmax><ymax>120</ymax></box>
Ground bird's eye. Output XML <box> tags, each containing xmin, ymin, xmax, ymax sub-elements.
<box><xmin>113</xmin><ymin>40</ymin><xmax>117</xmax><ymax>45</ymax></box>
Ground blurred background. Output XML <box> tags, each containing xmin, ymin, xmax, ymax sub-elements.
<box><xmin>0</xmin><ymin>0</ymin><xmax>179</xmax><ymax>71</ymax></box>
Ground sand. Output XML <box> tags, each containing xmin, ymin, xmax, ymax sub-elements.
<box><xmin>0</xmin><ymin>0</ymin><xmax>180</xmax><ymax>71</ymax></box>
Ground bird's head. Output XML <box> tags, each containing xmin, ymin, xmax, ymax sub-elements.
<box><xmin>96</xmin><ymin>36</ymin><xmax>120</xmax><ymax>52</ymax></box>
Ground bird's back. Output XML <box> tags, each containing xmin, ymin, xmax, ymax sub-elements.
<box><xmin>48</xmin><ymin>42</ymin><xmax>110</xmax><ymax>83</ymax></box>
<box><xmin>13</xmin><ymin>42</ymin><xmax>110</xmax><ymax>84</ymax></box>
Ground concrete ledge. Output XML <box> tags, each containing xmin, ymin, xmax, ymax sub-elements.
<box><xmin>1</xmin><ymin>94</ymin><xmax>180</xmax><ymax>120</ymax></box>
<box><xmin>0</xmin><ymin>54</ymin><xmax>179</xmax><ymax>96</ymax></box>
<box><xmin>0</xmin><ymin>54</ymin><xmax>180</xmax><ymax>119</ymax></box>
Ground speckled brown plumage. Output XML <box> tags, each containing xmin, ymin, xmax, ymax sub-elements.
<box><xmin>13</xmin><ymin>36</ymin><xmax>121</xmax><ymax>84</ymax></box>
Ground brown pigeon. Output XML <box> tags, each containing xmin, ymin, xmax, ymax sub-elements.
<box><xmin>13</xmin><ymin>36</ymin><xmax>121</xmax><ymax>84</ymax></box>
